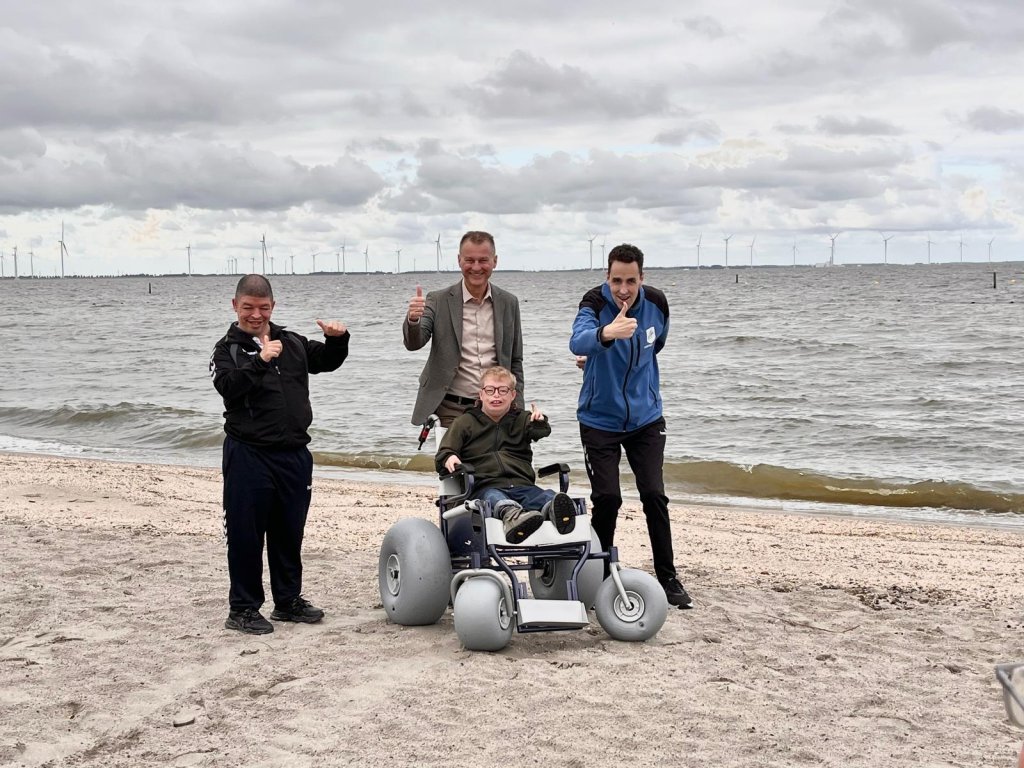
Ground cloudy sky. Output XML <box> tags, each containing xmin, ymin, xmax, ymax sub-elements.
<box><xmin>1</xmin><ymin>0</ymin><xmax>1022</xmax><ymax>275</ymax></box>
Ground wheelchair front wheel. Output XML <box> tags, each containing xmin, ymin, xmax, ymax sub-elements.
<box><xmin>378</xmin><ymin>518</ymin><xmax>451</xmax><ymax>626</ymax></box>
<box><xmin>594</xmin><ymin>569</ymin><xmax>667</xmax><ymax>642</ymax></box>
<box><xmin>453</xmin><ymin>577</ymin><xmax>514</xmax><ymax>651</ymax></box>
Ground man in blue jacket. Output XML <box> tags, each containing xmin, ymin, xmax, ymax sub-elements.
<box><xmin>569</xmin><ymin>244</ymin><xmax>692</xmax><ymax>609</ymax></box>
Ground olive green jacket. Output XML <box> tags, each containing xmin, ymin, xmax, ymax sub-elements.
<box><xmin>435</xmin><ymin>406</ymin><xmax>550</xmax><ymax>491</ymax></box>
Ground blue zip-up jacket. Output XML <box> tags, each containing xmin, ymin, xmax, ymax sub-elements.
<box><xmin>569</xmin><ymin>282</ymin><xmax>669</xmax><ymax>432</ymax></box>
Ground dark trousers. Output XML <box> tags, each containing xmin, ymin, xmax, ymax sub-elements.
<box><xmin>222</xmin><ymin>436</ymin><xmax>313</xmax><ymax>611</ymax></box>
<box><xmin>580</xmin><ymin>417</ymin><xmax>676</xmax><ymax>583</ymax></box>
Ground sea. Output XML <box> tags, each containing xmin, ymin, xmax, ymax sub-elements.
<box><xmin>1</xmin><ymin>262</ymin><xmax>1022</xmax><ymax>530</ymax></box>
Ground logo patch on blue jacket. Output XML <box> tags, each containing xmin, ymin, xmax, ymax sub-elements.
<box><xmin>646</xmin><ymin>327</ymin><xmax>656</xmax><ymax>346</ymax></box>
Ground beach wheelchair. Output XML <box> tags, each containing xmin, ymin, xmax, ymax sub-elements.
<box><xmin>378</xmin><ymin>418</ymin><xmax>668</xmax><ymax>651</ymax></box>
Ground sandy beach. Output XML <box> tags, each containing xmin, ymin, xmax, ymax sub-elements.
<box><xmin>0</xmin><ymin>451</ymin><xmax>1022</xmax><ymax>767</ymax></box>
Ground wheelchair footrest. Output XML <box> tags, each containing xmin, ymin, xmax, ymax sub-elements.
<box><xmin>516</xmin><ymin>599</ymin><xmax>588</xmax><ymax>629</ymax></box>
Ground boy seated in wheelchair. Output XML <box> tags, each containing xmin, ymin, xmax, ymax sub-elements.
<box><xmin>435</xmin><ymin>365</ymin><xmax>576</xmax><ymax>542</ymax></box>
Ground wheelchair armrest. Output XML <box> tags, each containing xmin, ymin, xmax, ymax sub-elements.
<box><xmin>537</xmin><ymin>462</ymin><xmax>571</xmax><ymax>493</ymax></box>
<box><xmin>437</xmin><ymin>462</ymin><xmax>476</xmax><ymax>506</ymax></box>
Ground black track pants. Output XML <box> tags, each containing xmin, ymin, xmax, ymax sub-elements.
<box><xmin>222</xmin><ymin>436</ymin><xmax>313</xmax><ymax>611</ymax></box>
<box><xmin>580</xmin><ymin>417</ymin><xmax>677</xmax><ymax>583</ymax></box>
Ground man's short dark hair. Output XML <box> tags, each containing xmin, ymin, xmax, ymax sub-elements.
<box><xmin>459</xmin><ymin>231</ymin><xmax>496</xmax><ymax>254</ymax></box>
<box><xmin>235</xmin><ymin>274</ymin><xmax>274</xmax><ymax>301</ymax></box>
<box><xmin>608</xmin><ymin>243</ymin><xmax>644</xmax><ymax>274</ymax></box>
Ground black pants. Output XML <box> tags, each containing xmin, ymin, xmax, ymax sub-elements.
<box><xmin>222</xmin><ymin>436</ymin><xmax>314</xmax><ymax>611</ymax></box>
<box><xmin>580</xmin><ymin>417</ymin><xmax>676</xmax><ymax>583</ymax></box>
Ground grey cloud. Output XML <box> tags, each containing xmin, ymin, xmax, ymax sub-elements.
<box><xmin>816</xmin><ymin>115</ymin><xmax>903</xmax><ymax>136</ymax></box>
<box><xmin>381</xmin><ymin>143</ymin><xmax>909</xmax><ymax>216</ymax></box>
<box><xmin>456</xmin><ymin>50</ymin><xmax>672</xmax><ymax>120</ymax></box>
<box><xmin>678</xmin><ymin>15</ymin><xmax>725</xmax><ymax>39</ymax></box>
<box><xmin>653</xmin><ymin>121</ymin><xmax>721</xmax><ymax>145</ymax></box>
<box><xmin>0</xmin><ymin>129</ymin><xmax>47</xmax><ymax>159</ymax></box>
<box><xmin>963</xmin><ymin>106</ymin><xmax>1024</xmax><ymax>133</ymax></box>
<box><xmin>0</xmin><ymin>33</ymin><xmax>247</xmax><ymax>131</ymax></box>
<box><xmin>0</xmin><ymin>139</ymin><xmax>385</xmax><ymax>212</ymax></box>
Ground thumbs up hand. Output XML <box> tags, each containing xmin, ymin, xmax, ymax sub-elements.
<box><xmin>259</xmin><ymin>334</ymin><xmax>283</xmax><ymax>362</ymax></box>
<box><xmin>407</xmin><ymin>285</ymin><xmax>425</xmax><ymax>322</ymax></box>
<box><xmin>601</xmin><ymin>296</ymin><xmax>638</xmax><ymax>341</ymax></box>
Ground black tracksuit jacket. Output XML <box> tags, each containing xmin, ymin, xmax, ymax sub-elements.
<box><xmin>210</xmin><ymin>321</ymin><xmax>349</xmax><ymax>449</ymax></box>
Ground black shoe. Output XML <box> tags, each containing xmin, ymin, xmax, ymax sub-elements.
<box><xmin>225</xmin><ymin>608</ymin><xmax>274</xmax><ymax>634</ymax></box>
<box><xmin>547</xmin><ymin>492</ymin><xmax>576</xmax><ymax>535</ymax></box>
<box><xmin>662</xmin><ymin>578</ymin><xmax>694</xmax><ymax>609</ymax></box>
<box><xmin>501</xmin><ymin>505</ymin><xmax>544</xmax><ymax>541</ymax></box>
<box><xmin>270</xmin><ymin>596</ymin><xmax>325</xmax><ymax>624</ymax></box>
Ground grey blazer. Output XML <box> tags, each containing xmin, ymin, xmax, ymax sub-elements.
<box><xmin>403</xmin><ymin>280</ymin><xmax>524</xmax><ymax>425</ymax></box>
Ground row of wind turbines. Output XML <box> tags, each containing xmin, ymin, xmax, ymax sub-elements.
<box><xmin>219</xmin><ymin>233</ymin><xmax>451</xmax><ymax>277</ymax></box>
<box><xmin>685</xmin><ymin>232</ymin><xmax>999</xmax><ymax>268</ymax></box>
<box><xmin>0</xmin><ymin>222</ymin><xmax>71</xmax><ymax>279</ymax></box>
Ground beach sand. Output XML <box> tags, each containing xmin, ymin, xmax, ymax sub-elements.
<box><xmin>0</xmin><ymin>452</ymin><xmax>1022</xmax><ymax>767</ymax></box>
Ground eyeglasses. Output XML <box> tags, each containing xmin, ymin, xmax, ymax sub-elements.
<box><xmin>481</xmin><ymin>386</ymin><xmax>514</xmax><ymax>396</ymax></box>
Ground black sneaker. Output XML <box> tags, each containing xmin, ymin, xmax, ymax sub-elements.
<box><xmin>270</xmin><ymin>596</ymin><xmax>325</xmax><ymax>624</ymax></box>
<box><xmin>501</xmin><ymin>505</ymin><xmax>544</xmax><ymax>541</ymax></box>
<box><xmin>548</xmin><ymin>492</ymin><xmax>576</xmax><ymax>535</ymax></box>
<box><xmin>225</xmin><ymin>608</ymin><xmax>274</xmax><ymax>634</ymax></box>
<box><xmin>662</xmin><ymin>578</ymin><xmax>694</xmax><ymax>609</ymax></box>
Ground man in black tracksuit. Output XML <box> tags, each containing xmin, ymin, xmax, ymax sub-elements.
<box><xmin>210</xmin><ymin>274</ymin><xmax>350</xmax><ymax>635</ymax></box>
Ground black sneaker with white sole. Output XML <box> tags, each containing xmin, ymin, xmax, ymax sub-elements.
<box><xmin>662</xmin><ymin>578</ymin><xmax>694</xmax><ymax>609</ymax></box>
<box><xmin>270</xmin><ymin>596</ymin><xmax>325</xmax><ymax>623</ymax></box>
<box><xmin>225</xmin><ymin>608</ymin><xmax>274</xmax><ymax>634</ymax></box>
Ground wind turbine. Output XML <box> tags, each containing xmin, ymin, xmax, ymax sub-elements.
<box><xmin>261</xmin><ymin>234</ymin><xmax>268</xmax><ymax>274</ymax></box>
<box><xmin>695</xmin><ymin>234</ymin><xmax>702</xmax><ymax>269</ymax></box>
<box><xmin>792</xmin><ymin>241</ymin><xmax>798</xmax><ymax>266</ymax></box>
<box><xmin>250</xmin><ymin>255</ymin><xmax>256</xmax><ymax>273</ymax></box>
<box><xmin>12</xmin><ymin>245</ymin><xmax>17</xmax><ymax>278</ymax></box>
<box><xmin>587</xmin><ymin>234</ymin><xmax>597</xmax><ymax>270</ymax></box>
<box><xmin>395</xmin><ymin>247</ymin><xmax>401</xmax><ymax>274</ymax></box>
<box><xmin>958</xmin><ymin>234</ymin><xmax>964</xmax><ymax>263</ymax></box>
<box><xmin>310</xmin><ymin>251</ymin><xmax>320</xmax><ymax>273</ymax></box>
<box><xmin>186</xmin><ymin>243</ymin><xmax>192</xmax><ymax>276</ymax></box>
<box><xmin>58</xmin><ymin>221</ymin><xmax>69</xmax><ymax>278</ymax></box>
<box><xmin>435</xmin><ymin>233</ymin><xmax>442</xmax><ymax>272</ymax></box>
<box><xmin>723</xmin><ymin>234</ymin><xmax>732</xmax><ymax>267</ymax></box>
<box><xmin>881</xmin><ymin>232</ymin><xmax>894</xmax><ymax>264</ymax></box>
<box><xmin>600</xmin><ymin>237</ymin><xmax>606</xmax><ymax>267</ymax></box>
<box><xmin>290</xmin><ymin>254</ymin><xmax>296</xmax><ymax>274</ymax></box>
<box><xmin>828</xmin><ymin>232</ymin><xmax>840</xmax><ymax>267</ymax></box>
<box><xmin>364</xmin><ymin>245</ymin><xmax>369</xmax><ymax>273</ymax></box>
<box><xmin>29</xmin><ymin>250</ymin><xmax>35</xmax><ymax>278</ymax></box>
<box><xmin>748</xmin><ymin>236</ymin><xmax>756</xmax><ymax>267</ymax></box>
<box><xmin>988</xmin><ymin>237</ymin><xmax>995</xmax><ymax>262</ymax></box>
<box><xmin>269</xmin><ymin>255</ymin><xmax>274</xmax><ymax>274</ymax></box>
<box><xmin>926</xmin><ymin>236</ymin><xmax>933</xmax><ymax>265</ymax></box>
<box><xmin>0</xmin><ymin>250</ymin><xmax>4</xmax><ymax>278</ymax></box>
<box><xmin>339</xmin><ymin>240</ymin><xmax>347</xmax><ymax>273</ymax></box>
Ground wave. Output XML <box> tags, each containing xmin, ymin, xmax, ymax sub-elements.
<box><xmin>307</xmin><ymin>452</ymin><xmax>1022</xmax><ymax>516</ymax></box>
<box><xmin>663</xmin><ymin>460</ymin><xmax>1023</xmax><ymax>515</ymax></box>
<box><xmin>0</xmin><ymin>402</ymin><xmax>206</xmax><ymax>428</ymax></box>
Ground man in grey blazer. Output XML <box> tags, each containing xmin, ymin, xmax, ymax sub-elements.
<box><xmin>403</xmin><ymin>231</ymin><xmax>524</xmax><ymax>427</ymax></box>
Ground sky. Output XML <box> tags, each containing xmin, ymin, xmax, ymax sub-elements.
<box><xmin>1</xmin><ymin>0</ymin><xmax>1023</xmax><ymax>276</ymax></box>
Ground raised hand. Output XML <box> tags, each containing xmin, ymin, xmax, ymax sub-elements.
<box><xmin>259</xmin><ymin>334</ymin><xmax>283</xmax><ymax>362</ymax></box>
<box><xmin>601</xmin><ymin>297</ymin><xmax>638</xmax><ymax>341</ymax></box>
<box><xmin>407</xmin><ymin>285</ymin><xmax>425</xmax><ymax>322</ymax></box>
<box><xmin>444</xmin><ymin>454</ymin><xmax>462</xmax><ymax>473</ymax></box>
<box><xmin>529</xmin><ymin>402</ymin><xmax>545</xmax><ymax>422</ymax></box>
<box><xmin>316</xmin><ymin>319</ymin><xmax>348</xmax><ymax>336</ymax></box>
